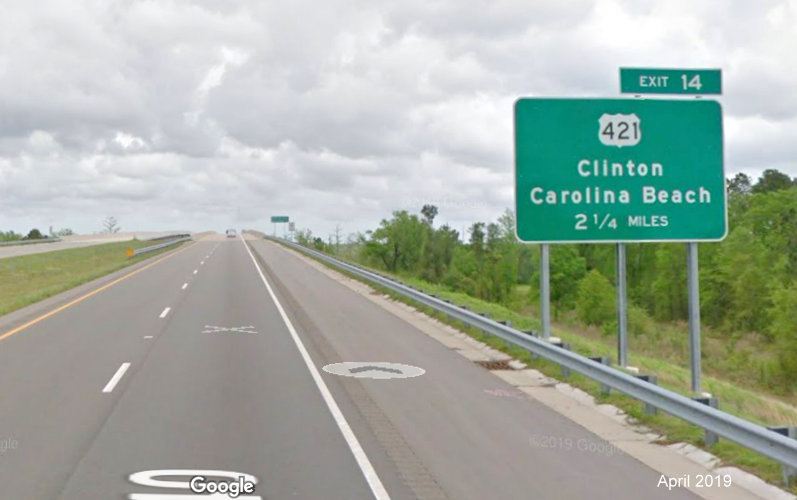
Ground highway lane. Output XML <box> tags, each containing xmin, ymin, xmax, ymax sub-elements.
<box><xmin>246</xmin><ymin>238</ymin><xmax>701</xmax><ymax>500</ymax></box>
<box><xmin>56</xmin><ymin>235</ymin><xmax>404</xmax><ymax>499</ymax></box>
<box><xmin>0</xmin><ymin>237</ymin><xmax>217</xmax><ymax>498</ymax></box>
<box><xmin>0</xmin><ymin>232</ymin><xmax>718</xmax><ymax>499</ymax></box>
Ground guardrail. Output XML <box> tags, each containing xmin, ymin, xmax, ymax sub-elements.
<box><xmin>0</xmin><ymin>237</ymin><xmax>61</xmax><ymax>247</ymax></box>
<box><xmin>267</xmin><ymin>236</ymin><xmax>797</xmax><ymax>481</ymax></box>
<box><xmin>129</xmin><ymin>236</ymin><xmax>191</xmax><ymax>256</ymax></box>
<box><xmin>140</xmin><ymin>233</ymin><xmax>191</xmax><ymax>242</ymax></box>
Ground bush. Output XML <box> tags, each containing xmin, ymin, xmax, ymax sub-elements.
<box><xmin>767</xmin><ymin>283</ymin><xmax>797</xmax><ymax>387</ymax></box>
<box><xmin>575</xmin><ymin>269</ymin><xmax>615</xmax><ymax>327</ymax></box>
<box><xmin>25</xmin><ymin>228</ymin><xmax>44</xmax><ymax>240</ymax></box>
<box><xmin>0</xmin><ymin>231</ymin><xmax>22</xmax><ymax>242</ymax></box>
<box><xmin>600</xmin><ymin>319</ymin><xmax>618</xmax><ymax>337</ymax></box>
<box><xmin>629</xmin><ymin>304</ymin><xmax>656</xmax><ymax>337</ymax></box>
<box><xmin>443</xmin><ymin>269</ymin><xmax>476</xmax><ymax>297</ymax></box>
<box><xmin>595</xmin><ymin>305</ymin><xmax>654</xmax><ymax>338</ymax></box>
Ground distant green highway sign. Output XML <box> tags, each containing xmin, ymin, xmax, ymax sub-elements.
<box><xmin>514</xmin><ymin>98</ymin><xmax>726</xmax><ymax>243</ymax></box>
<box><xmin>270</xmin><ymin>216</ymin><xmax>289</xmax><ymax>223</ymax></box>
<box><xmin>620</xmin><ymin>68</ymin><xmax>721</xmax><ymax>95</ymax></box>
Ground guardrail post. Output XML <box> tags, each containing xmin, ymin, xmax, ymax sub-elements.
<box><xmin>524</xmin><ymin>330</ymin><xmax>539</xmax><ymax>359</ymax></box>
<box><xmin>786</xmin><ymin>426</ymin><xmax>796</xmax><ymax>487</ymax></box>
<box><xmin>693</xmin><ymin>396</ymin><xmax>719</xmax><ymax>445</ymax></box>
<box><xmin>634</xmin><ymin>375</ymin><xmax>658</xmax><ymax>415</ymax></box>
<box><xmin>546</xmin><ymin>338</ymin><xmax>572</xmax><ymax>378</ymax></box>
<box><xmin>561</xmin><ymin>343</ymin><xmax>572</xmax><ymax>378</ymax></box>
<box><xmin>478</xmin><ymin>313</ymin><xmax>490</xmax><ymax>338</ymax></box>
<box><xmin>459</xmin><ymin>305</ymin><xmax>470</xmax><ymax>330</ymax></box>
<box><xmin>589</xmin><ymin>356</ymin><xmax>612</xmax><ymax>395</ymax></box>
<box><xmin>768</xmin><ymin>426</ymin><xmax>797</xmax><ymax>486</ymax></box>
<box><xmin>443</xmin><ymin>299</ymin><xmax>454</xmax><ymax>321</ymax></box>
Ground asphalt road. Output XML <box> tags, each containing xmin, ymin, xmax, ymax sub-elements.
<box><xmin>0</xmin><ymin>234</ymin><xmax>703</xmax><ymax>499</ymax></box>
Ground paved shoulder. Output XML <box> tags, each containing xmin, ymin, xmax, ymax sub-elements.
<box><xmin>247</xmin><ymin>239</ymin><xmax>701</xmax><ymax>500</ymax></box>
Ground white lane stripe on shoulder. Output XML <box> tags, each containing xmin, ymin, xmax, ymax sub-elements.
<box><xmin>240</xmin><ymin>236</ymin><xmax>391</xmax><ymax>500</ymax></box>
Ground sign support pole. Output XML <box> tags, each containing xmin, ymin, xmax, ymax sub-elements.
<box><xmin>687</xmin><ymin>242</ymin><xmax>702</xmax><ymax>394</ymax></box>
<box><xmin>616</xmin><ymin>243</ymin><xmax>629</xmax><ymax>367</ymax></box>
<box><xmin>540</xmin><ymin>244</ymin><xmax>551</xmax><ymax>338</ymax></box>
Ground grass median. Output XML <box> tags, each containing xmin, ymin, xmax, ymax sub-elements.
<box><xmin>0</xmin><ymin>239</ymin><xmax>188</xmax><ymax>317</ymax></box>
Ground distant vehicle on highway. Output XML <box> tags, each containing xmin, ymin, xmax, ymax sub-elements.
<box><xmin>226</xmin><ymin>229</ymin><xmax>236</xmax><ymax>238</ymax></box>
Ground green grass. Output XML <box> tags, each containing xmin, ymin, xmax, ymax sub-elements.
<box><xmin>0</xmin><ymin>239</ymin><xmax>187</xmax><ymax>317</ymax></box>
<box><xmin>279</xmin><ymin>243</ymin><xmax>796</xmax><ymax>493</ymax></box>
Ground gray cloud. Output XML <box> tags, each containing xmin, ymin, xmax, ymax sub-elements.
<box><xmin>0</xmin><ymin>0</ymin><xmax>795</xmax><ymax>237</ymax></box>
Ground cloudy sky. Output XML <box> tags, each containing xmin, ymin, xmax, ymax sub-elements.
<box><xmin>0</xmin><ymin>0</ymin><xmax>795</xmax><ymax>237</ymax></box>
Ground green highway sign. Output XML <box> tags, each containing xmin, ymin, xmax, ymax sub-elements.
<box><xmin>620</xmin><ymin>68</ymin><xmax>721</xmax><ymax>95</ymax></box>
<box><xmin>514</xmin><ymin>98</ymin><xmax>726</xmax><ymax>243</ymax></box>
<box><xmin>270</xmin><ymin>216</ymin><xmax>289</xmax><ymax>223</ymax></box>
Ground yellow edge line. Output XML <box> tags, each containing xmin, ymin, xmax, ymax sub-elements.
<box><xmin>0</xmin><ymin>241</ymin><xmax>196</xmax><ymax>343</ymax></box>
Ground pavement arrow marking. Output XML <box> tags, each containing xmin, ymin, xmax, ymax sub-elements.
<box><xmin>323</xmin><ymin>362</ymin><xmax>425</xmax><ymax>380</ymax></box>
<box><xmin>202</xmin><ymin>325</ymin><xmax>258</xmax><ymax>334</ymax></box>
<box><xmin>349</xmin><ymin>366</ymin><xmax>403</xmax><ymax>375</ymax></box>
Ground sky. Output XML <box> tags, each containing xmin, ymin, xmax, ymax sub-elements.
<box><xmin>0</xmin><ymin>0</ymin><xmax>795</xmax><ymax>238</ymax></box>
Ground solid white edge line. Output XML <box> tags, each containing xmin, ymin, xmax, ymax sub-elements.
<box><xmin>159</xmin><ymin>307</ymin><xmax>171</xmax><ymax>318</ymax></box>
<box><xmin>102</xmin><ymin>362</ymin><xmax>131</xmax><ymax>393</ymax></box>
<box><xmin>240</xmin><ymin>236</ymin><xmax>391</xmax><ymax>500</ymax></box>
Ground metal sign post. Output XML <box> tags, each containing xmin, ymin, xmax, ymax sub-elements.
<box><xmin>540</xmin><ymin>244</ymin><xmax>551</xmax><ymax>339</ymax></box>
<box><xmin>687</xmin><ymin>242</ymin><xmax>702</xmax><ymax>393</ymax></box>
<box><xmin>616</xmin><ymin>243</ymin><xmax>628</xmax><ymax>367</ymax></box>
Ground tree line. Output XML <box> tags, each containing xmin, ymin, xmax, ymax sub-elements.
<box><xmin>298</xmin><ymin>168</ymin><xmax>797</xmax><ymax>389</ymax></box>
<box><xmin>0</xmin><ymin>228</ymin><xmax>54</xmax><ymax>241</ymax></box>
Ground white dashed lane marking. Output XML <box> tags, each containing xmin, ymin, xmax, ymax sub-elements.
<box><xmin>102</xmin><ymin>363</ymin><xmax>131</xmax><ymax>393</ymax></box>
